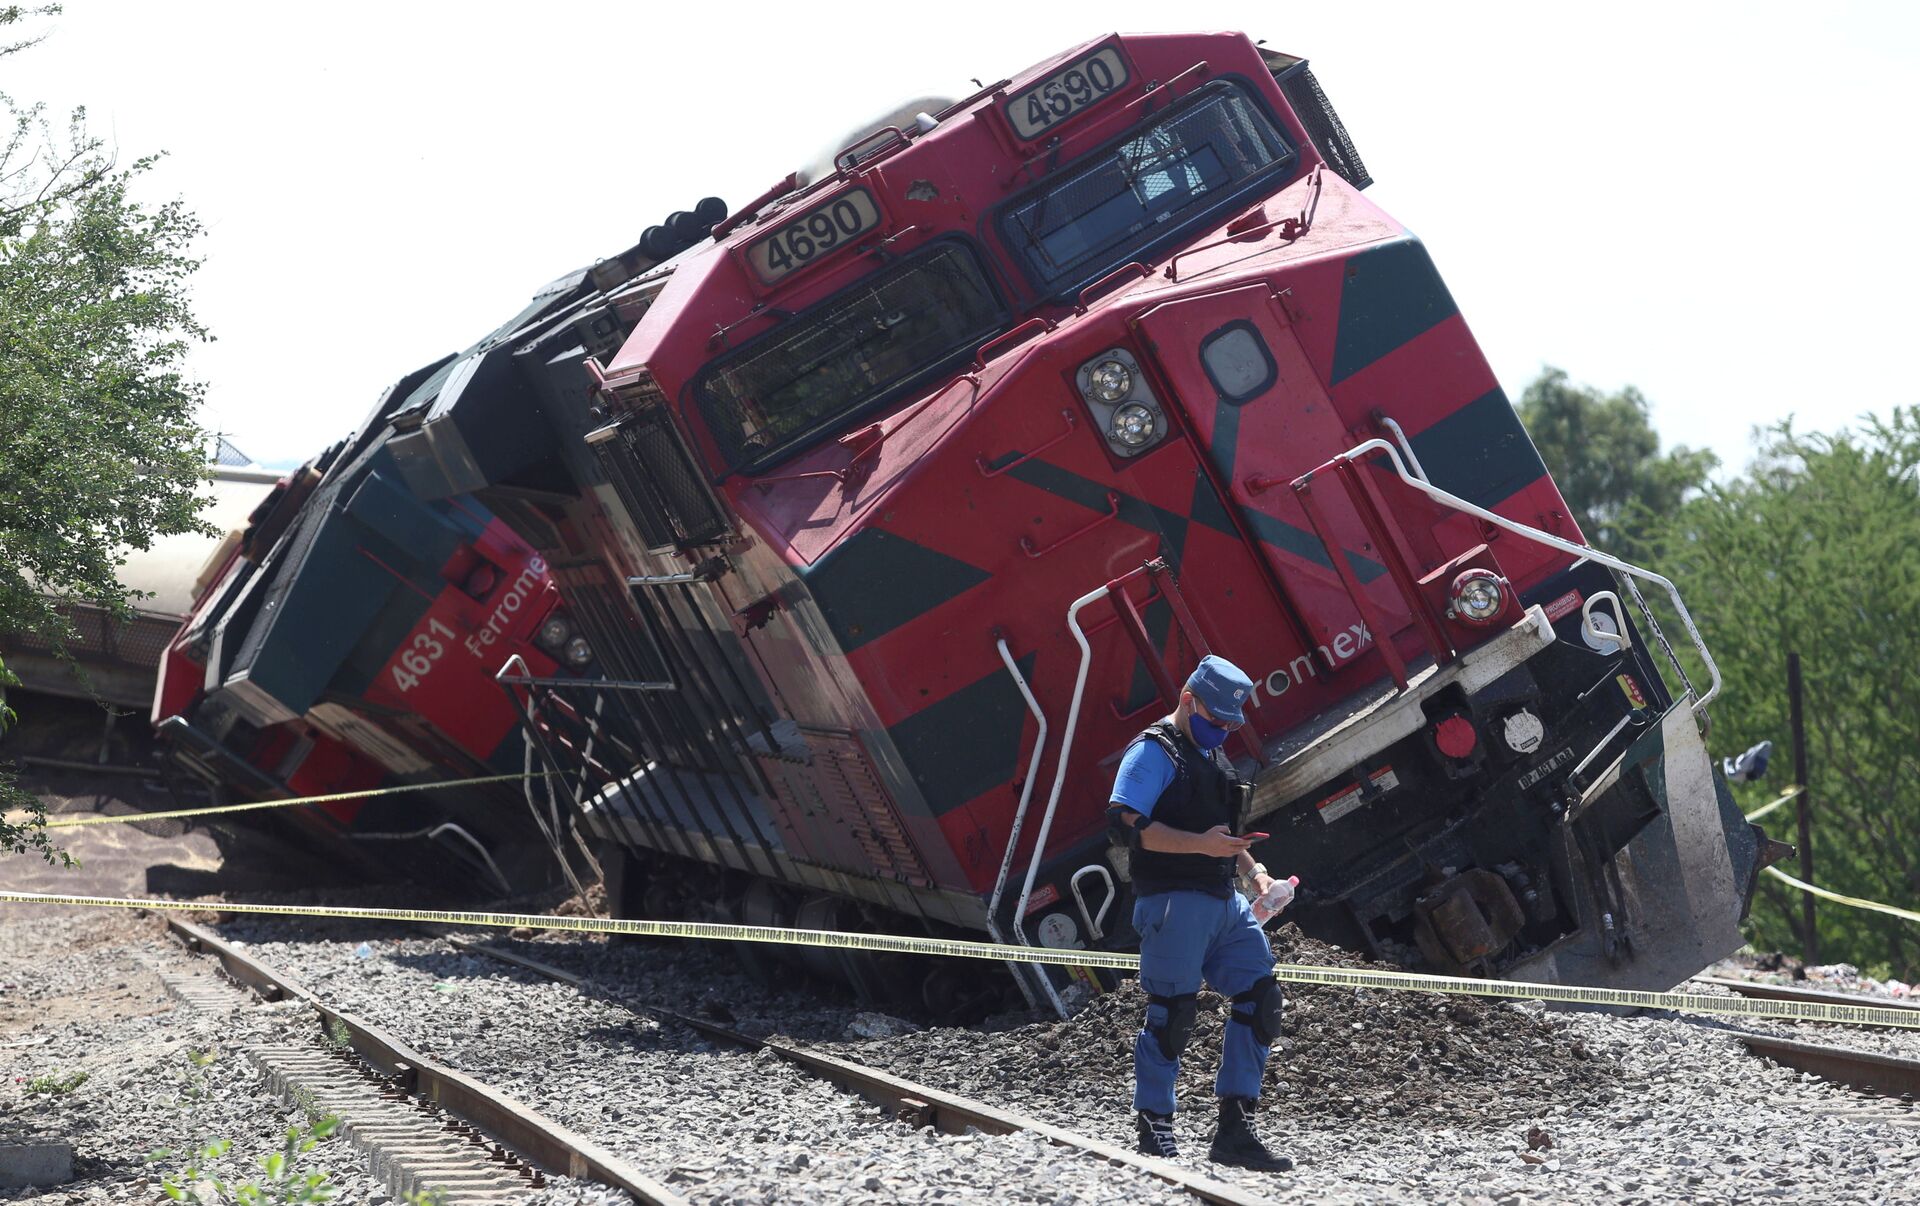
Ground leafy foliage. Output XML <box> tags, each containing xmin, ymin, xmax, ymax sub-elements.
<box><xmin>1646</xmin><ymin>413</ymin><xmax>1920</xmax><ymax>978</ymax></box>
<box><xmin>1518</xmin><ymin>367</ymin><xmax>1717</xmax><ymax>556</ymax></box>
<box><xmin>25</xmin><ymin>1068</ymin><xmax>88</xmax><ymax>1094</ymax></box>
<box><xmin>159</xmin><ymin>1118</ymin><xmax>341</xmax><ymax>1205</ymax></box>
<box><xmin>0</xmin><ymin>4</ymin><xmax>210</xmax><ymax>865</ymax></box>
<box><xmin>1</xmin><ymin>654</ymin><xmax>69</xmax><ymax>865</ymax></box>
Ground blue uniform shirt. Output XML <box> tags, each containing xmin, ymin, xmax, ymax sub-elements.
<box><xmin>1110</xmin><ymin>739</ymin><xmax>1176</xmax><ymax>817</ymax></box>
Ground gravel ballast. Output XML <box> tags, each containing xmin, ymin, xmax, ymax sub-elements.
<box><xmin>206</xmin><ymin>916</ymin><xmax>1920</xmax><ymax>1205</ymax></box>
<box><xmin>218</xmin><ymin>921</ymin><xmax>1193</xmax><ymax>1205</ymax></box>
<box><xmin>0</xmin><ymin>910</ymin><xmax>388</xmax><ymax>1204</ymax></box>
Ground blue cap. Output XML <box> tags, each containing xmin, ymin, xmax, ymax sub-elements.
<box><xmin>1186</xmin><ymin>654</ymin><xmax>1254</xmax><ymax>724</ymax></box>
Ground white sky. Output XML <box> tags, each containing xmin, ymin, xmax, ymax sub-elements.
<box><xmin>8</xmin><ymin>1</ymin><xmax>1916</xmax><ymax>472</ymax></box>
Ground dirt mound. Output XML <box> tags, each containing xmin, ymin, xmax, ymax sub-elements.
<box><xmin>836</xmin><ymin>928</ymin><xmax>1620</xmax><ymax>1127</ymax></box>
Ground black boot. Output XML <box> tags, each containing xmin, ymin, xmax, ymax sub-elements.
<box><xmin>1209</xmin><ymin>1096</ymin><xmax>1292</xmax><ymax>1171</ymax></box>
<box><xmin>1135</xmin><ymin>1109</ymin><xmax>1179</xmax><ymax>1159</ymax></box>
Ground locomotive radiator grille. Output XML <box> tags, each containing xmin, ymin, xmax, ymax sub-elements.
<box><xmin>1278</xmin><ymin>66</ymin><xmax>1371</xmax><ymax>190</ymax></box>
<box><xmin>586</xmin><ymin>372</ymin><xmax>730</xmax><ymax>552</ymax></box>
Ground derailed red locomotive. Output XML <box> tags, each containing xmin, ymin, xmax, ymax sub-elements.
<box><xmin>160</xmin><ymin>31</ymin><xmax>1777</xmax><ymax>1013</ymax></box>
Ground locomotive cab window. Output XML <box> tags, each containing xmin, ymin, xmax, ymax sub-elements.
<box><xmin>693</xmin><ymin>241</ymin><xmax>1007</xmax><ymax>473</ymax></box>
<box><xmin>1200</xmin><ymin>321</ymin><xmax>1276</xmax><ymax>404</ymax></box>
<box><xmin>998</xmin><ymin>80</ymin><xmax>1294</xmax><ymax>297</ymax></box>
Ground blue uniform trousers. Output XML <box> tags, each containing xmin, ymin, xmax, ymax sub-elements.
<box><xmin>1132</xmin><ymin>889</ymin><xmax>1275</xmax><ymax>1114</ymax></box>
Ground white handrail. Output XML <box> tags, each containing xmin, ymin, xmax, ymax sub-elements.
<box><xmin>1376</xmin><ymin>415</ymin><xmax>1430</xmax><ymax>484</ymax></box>
<box><xmin>1012</xmin><ymin>585</ymin><xmax>1111</xmax><ymax>958</ymax></box>
<box><xmin>1306</xmin><ymin>438</ymin><xmax>1721</xmax><ymax>710</ymax></box>
<box><xmin>989</xmin><ymin>636</ymin><xmax>1063</xmax><ymax>1016</ymax></box>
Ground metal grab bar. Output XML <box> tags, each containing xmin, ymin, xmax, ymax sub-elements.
<box><xmin>1583</xmin><ymin>591</ymin><xmax>1631</xmax><ymax>652</ymax></box>
<box><xmin>1012</xmin><ymin>582</ymin><xmax>1112</xmax><ymax>968</ymax></box>
<box><xmin>977</xmin><ymin>410</ymin><xmax>1077</xmax><ymax>478</ymax></box>
<box><xmin>974</xmin><ymin>317</ymin><xmax>1054</xmax><ymax>372</ymax></box>
<box><xmin>1070</xmin><ymin>863</ymin><xmax>1117</xmax><ymax>943</ymax></box>
<box><xmin>1292</xmin><ymin>439</ymin><xmax>1721</xmax><ymax>711</ymax></box>
<box><xmin>1021</xmin><ymin>492</ymin><xmax>1121</xmax><ymax>558</ymax></box>
<box><xmin>989</xmin><ymin>636</ymin><xmax>1067</xmax><ymax>1018</ymax></box>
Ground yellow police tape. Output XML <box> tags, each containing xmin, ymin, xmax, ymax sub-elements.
<box><xmin>1765</xmin><ymin>866</ymin><xmax>1920</xmax><ymax>925</ymax></box>
<box><xmin>5</xmin><ymin>888</ymin><xmax>1919</xmax><ymax>1032</ymax></box>
<box><xmin>1740</xmin><ymin>785</ymin><xmax>1805</xmax><ymax>825</ymax></box>
<box><xmin>23</xmin><ymin>771</ymin><xmax>557</xmax><ymax>830</ymax></box>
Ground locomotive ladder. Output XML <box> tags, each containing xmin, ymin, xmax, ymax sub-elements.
<box><xmin>492</xmin><ymin>567</ymin><xmax>793</xmax><ymax>888</ymax></box>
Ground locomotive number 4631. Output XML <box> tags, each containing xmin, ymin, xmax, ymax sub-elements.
<box><xmin>746</xmin><ymin>188</ymin><xmax>882</xmax><ymax>284</ymax></box>
<box><xmin>391</xmin><ymin>618</ymin><xmax>454</xmax><ymax>693</ymax></box>
<box><xmin>1006</xmin><ymin>46</ymin><xmax>1130</xmax><ymax>140</ymax></box>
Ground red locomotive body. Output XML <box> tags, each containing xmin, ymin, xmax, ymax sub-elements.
<box><xmin>151</xmin><ymin>31</ymin><xmax>1772</xmax><ymax>1013</ymax></box>
<box><xmin>518</xmin><ymin>32</ymin><xmax>1772</xmax><ymax>1009</ymax></box>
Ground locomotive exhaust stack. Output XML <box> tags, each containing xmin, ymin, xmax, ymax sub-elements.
<box><xmin>149</xmin><ymin>32</ymin><xmax>1773</xmax><ymax>1014</ymax></box>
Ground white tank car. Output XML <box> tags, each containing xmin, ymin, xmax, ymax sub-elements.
<box><xmin>1</xmin><ymin>463</ymin><xmax>281</xmax><ymax>707</ymax></box>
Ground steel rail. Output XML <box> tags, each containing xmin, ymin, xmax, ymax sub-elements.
<box><xmin>165</xmin><ymin>917</ymin><xmax>688</xmax><ymax>1206</ymax></box>
<box><xmin>1698</xmin><ymin>976</ymin><xmax>1920</xmax><ymax>1015</ymax></box>
<box><xmin>447</xmin><ymin>937</ymin><xmax>1283</xmax><ymax>1206</ymax></box>
<box><xmin>1737</xmin><ymin>1032</ymin><xmax>1920</xmax><ymax>1099</ymax></box>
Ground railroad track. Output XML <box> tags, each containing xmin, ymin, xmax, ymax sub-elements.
<box><xmin>1693</xmin><ymin>976</ymin><xmax>1920</xmax><ymax>1124</ymax></box>
<box><xmin>168</xmin><ymin>917</ymin><xmax>680</xmax><ymax>1205</ymax></box>
<box><xmin>167</xmin><ymin>915</ymin><xmax>1280</xmax><ymax>1206</ymax></box>
<box><xmin>439</xmin><ymin>937</ymin><xmax>1279</xmax><ymax>1206</ymax></box>
<box><xmin>1695</xmin><ymin>975</ymin><xmax>1920</xmax><ymax>1017</ymax></box>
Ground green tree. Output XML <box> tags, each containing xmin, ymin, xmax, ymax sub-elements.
<box><xmin>1518</xmin><ymin>367</ymin><xmax>1717</xmax><ymax>556</ymax></box>
<box><xmin>1647</xmin><ymin>412</ymin><xmax>1920</xmax><ymax>979</ymax></box>
<box><xmin>0</xmin><ymin>5</ymin><xmax>212</xmax><ymax>862</ymax></box>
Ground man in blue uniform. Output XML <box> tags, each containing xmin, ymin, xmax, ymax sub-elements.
<box><xmin>1108</xmin><ymin>654</ymin><xmax>1291</xmax><ymax>1171</ymax></box>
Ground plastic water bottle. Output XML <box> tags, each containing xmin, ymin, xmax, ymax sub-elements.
<box><xmin>1251</xmin><ymin>876</ymin><xmax>1299</xmax><ymax>925</ymax></box>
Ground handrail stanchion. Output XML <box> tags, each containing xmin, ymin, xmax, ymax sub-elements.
<box><xmin>1289</xmin><ymin>439</ymin><xmax>1721</xmax><ymax>711</ymax></box>
<box><xmin>989</xmin><ymin>636</ymin><xmax>1064</xmax><ymax>1017</ymax></box>
<box><xmin>1011</xmin><ymin>582</ymin><xmax>1114</xmax><ymax>1006</ymax></box>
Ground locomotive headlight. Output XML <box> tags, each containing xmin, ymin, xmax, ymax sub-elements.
<box><xmin>1087</xmin><ymin>358</ymin><xmax>1134</xmax><ymax>402</ymax></box>
<box><xmin>537</xmin><ymin>616</ymin><xmax>571</xmax><ymax>650</ymax></box>
<box><xmin>1450</xmin><ymin>568</ymin><xmax>1509</xmax><ymax>626</ymax></box>
<box><xmin>1111</xmin><ymin>403</ymin><xmax>1156</xmax><ymax>448</ymax></box>
<box><xmin>563</xmin><ymin>636</ymin><xmax>595</xmax><ymax>667</ymax></box>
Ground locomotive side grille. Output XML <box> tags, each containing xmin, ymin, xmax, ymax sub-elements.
<box><xmin>758</xmin><ymin>728</ymin><xmax>932</xmax><ymax>886</ymax></box>
<box><xmin>585</xmin><ymin>371</ymin><xmax>730</xmax><ymax>553</ymax></box>
<box><xmin>1279</xmin><ymin>67</ymin><xmax>1372</xmax><ymax>190</ymax></box>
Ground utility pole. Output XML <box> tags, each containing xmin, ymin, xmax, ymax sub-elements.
<box><xmin>1787</xmin><ymin>652</ymin><xmax>1816</xmax><ymax>966</ymax></box>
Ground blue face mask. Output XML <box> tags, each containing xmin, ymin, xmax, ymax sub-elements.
<box><xmin>1189</xmin><ymin>712</ymin><xmax>1230</xmax><ymax>750</ymax></box>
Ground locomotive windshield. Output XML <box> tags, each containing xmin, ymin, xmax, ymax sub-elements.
<box><xmin>693</xmin><ymin>241</ymin><xmax>1006</xmax><ymax>472</ymax></box>
<box><xmin>1000</xmin><ymin>81</ymin><xmax>1294</xmax><ymax>296</ymax></box>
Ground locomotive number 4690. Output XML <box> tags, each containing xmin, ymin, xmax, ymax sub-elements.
<box><xmin>746</xmin><ymin>188</ymin><xmax>882</xmax><ymax>284</ymax></box>
<box><xmin>1006</xmin><ymin>46</ymin><xmax>1130</xmax><ymax>140</ymax></box>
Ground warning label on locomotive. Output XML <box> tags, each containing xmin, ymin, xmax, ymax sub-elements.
<box><xmin>1543</xmin><ymin>589</ymin><xmax>1584</xmax><ymax>622</ymax></box>
<box><xmin>1317</xmin><ymin>766</ymin><xmax>1399</xmax><ymax>824</ymax></box>
<box><xmin>1519</xmin><ymin>748</ymin><xmax>1576</xmax><ymax>790</ymax></box>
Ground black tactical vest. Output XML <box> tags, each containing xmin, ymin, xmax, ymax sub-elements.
<box><xmin>1127</xmin><ymin>719</ymin><xmax>1246</xmax><ymax>899</ymax></box>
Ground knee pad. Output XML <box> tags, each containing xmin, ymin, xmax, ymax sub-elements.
<box><xmin>1230</xmin><ymin>975</ymin><xmax>1285</xmax><ymax>1047</ymax></box>
<box><xmin>1146</xmin><ymin>992</ymin><xmax>1199</xmax><ymax>1061</ymax></box>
